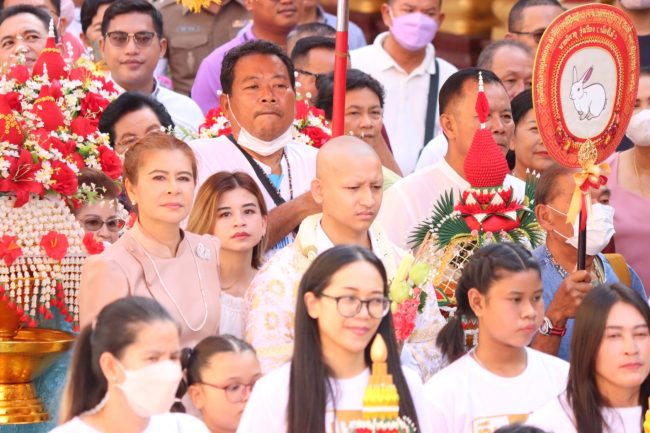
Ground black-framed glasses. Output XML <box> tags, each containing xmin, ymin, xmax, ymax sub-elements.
<box><xmin>81</xmin><ymin>216</ymin><xmax>126</xmax><ymax>233</ymax></box>
<box><xmin>105</xmin><ymin>31</ymin><xmax>157</xmax><ymax>48</ymax></box>
<box><xmin>320</xmin><ymin>293</ymin><xmax>390</xmax><ymax>319</ymax></box>
<box><xmin>295</xmin><ymin>68</ymin><xmax>324</xmax><ymax>81</ymax></box>
<box><xmin>509</xmin><ymin>29</ymin><xmax>545</xmax><ymax>43</ymax></box>
<box><xmin>198</xmin><ymin>381</ymin><xmax>256</xmax><ymax>403</ymax></box>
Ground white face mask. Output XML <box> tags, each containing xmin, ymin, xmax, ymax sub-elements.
<box><xmin>547</xmin><ymin>203</ymin><xmax>616</xmax><ymax>256</ymax></box>
<box><xmin>619</xmin><ymin>0</ymin><xmax>650</xmax><ymax>9</ymax></box>
<box><xmin>227</xmin><ymin>95</ymin><xmax>293</xmax><ymax>156</ymax></box>
<box><xmin>117</xmin><ymin>359</ymin><xmax>182</xmax><ymax>417</ymax></box>
<box><xmin>626</xmin><ymin>109</ymin><xmax>650</xmax><ymax>147</ymax></box>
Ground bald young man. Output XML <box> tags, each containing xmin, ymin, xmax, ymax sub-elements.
<box><xmin>245</xmin><ymin>136</ymin><xmax>446</xmax><ymax>380</ymax></box>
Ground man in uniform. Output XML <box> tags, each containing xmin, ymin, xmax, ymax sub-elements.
<box><xmin>158</xmin><ymin>0</ymin><xmax>250</xmax><ymax>95</ymax></box>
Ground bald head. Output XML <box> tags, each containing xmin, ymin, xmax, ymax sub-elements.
<box><xmin>312</xmin><ymin>135</ymin><xmax>384</xmax><ymax>239</ymax></box>
<box><xmin>316</xmin><ymin>135</ymin><xmax>381</xmax><ymax>178</ymax></box>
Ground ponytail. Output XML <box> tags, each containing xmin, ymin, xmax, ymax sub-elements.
<box><xmin>60</xmin><ymin>325</ymin><xmax>106</xmax><ymax>422</ymax></box>
<box><xmin>172</xmin><ymin>335</ymin><xmax>257</xmax><ymax>413</ymax></box>
<box><xmin>436</xmin><ymin>243</ymin><xmax>540</xmax><ymax>362</ymax></box>
<box><xmin>59</xmin><ymin>297</ymin><xmax>177</xmax><ymax>420</ymax></box>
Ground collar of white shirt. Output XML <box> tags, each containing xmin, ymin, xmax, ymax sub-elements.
<box><xmin>371</xmin><ymin>31</ymin><xmax>438</xmax><ymax>76</ymax></box>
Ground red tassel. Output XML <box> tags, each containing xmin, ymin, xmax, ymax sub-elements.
<box><xmin>475</xmin><ymin>91</ymin><xmax>490</xmax><ymax>124</ymax></box>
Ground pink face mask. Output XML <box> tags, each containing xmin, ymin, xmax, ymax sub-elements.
<box><xmin>388</xmin><ymin>10</ymin><xmax>439</xmax><ymax>52</ymax></box>
<box><xmin>619</xmin><ymin>0</ymin><xmax>650</xmax><ymax>10</ymax></box>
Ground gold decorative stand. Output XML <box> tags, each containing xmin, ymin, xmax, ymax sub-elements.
<box><xmin>0</xmin><ymin>300</ymin><xmax>74</xmax><ymax>424</ymax></box>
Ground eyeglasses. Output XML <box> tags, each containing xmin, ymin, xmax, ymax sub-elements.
<box><xmin>295</xmin><ymin>68</ymin><xmax>324</xmax><ymax>81</ymax></box>
<box><xmin>320</xmin><ymin>293</ymin><xmax>390</xmax><ymax>319</ymax></box>
<box><xmin>105</xmin><ymin>31</ymin><xmax>157</xmax><ymax>48</ymax></box>
<box><xmin>80</xmin><ymin>216</ymin><xmax>126</xmax><ymax>233</ymax></box>
<box><xmin>199</xmin><ymin>381</ymin><xmax>256</xmax><ymax>403</ymax></box>
<box><xmin>509</xmin><ymin>29</ymin><xmax>545</xmax><ymax>43</ymax></box>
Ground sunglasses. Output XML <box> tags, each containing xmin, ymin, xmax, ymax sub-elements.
<box><xmin>295</xmin><ymin>68</ymin><xmax>324</xmax><ymax>81</ymax></box>
<box><xmin>81</xmin><ymin>216</ymin><xmax>127</xmax><ymax>233</ymax></box>
<box><xmin>105</xmin><ymin>31</ymin><xmax>157</xmax><ymax>48</ymax></box>
<box><xmin>509</xmin><ymin>29</ymin><xmax>545</xmax><ymax>43</ymax></box>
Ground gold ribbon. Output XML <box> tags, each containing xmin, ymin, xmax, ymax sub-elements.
<box><xmin>566</xmin><ymin>162</ymin><xmax>610</xmax><ymax>225</ymax></box>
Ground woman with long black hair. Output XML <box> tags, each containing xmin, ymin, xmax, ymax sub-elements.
<box><xmin>528</xmin><ymin>283</ymin><xmax>650</xmax><ymax>433</ymax></box>
<box><xmin>236</xmin><ymin>245</ymin><xmax>431</xmax><ymax>433</ymax></box>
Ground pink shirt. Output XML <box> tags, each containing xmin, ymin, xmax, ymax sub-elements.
<box><xmin>79</xmin><ymin>223</ymin><xmax>221</xmax><ymax>346</ymax></box>
<box><xmin>608</xmin><ymin>152</ymin><xmax>650</xmax><ymax>292</ymax></box>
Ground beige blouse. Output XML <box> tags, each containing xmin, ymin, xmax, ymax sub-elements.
<box><xmin>79</xmin><ymin>223</ymin><xmax>221</xmax><ymax>346</ymax></box>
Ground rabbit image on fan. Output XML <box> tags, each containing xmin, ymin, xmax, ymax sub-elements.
<box><xmin>569</xmin><ymin>66</ymin><xmax>607</xmax><ymax>121</ymax></box>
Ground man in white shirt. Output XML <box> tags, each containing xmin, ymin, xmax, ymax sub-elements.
<box><xmin>99</xmin><ymin>0</ymin><xmax>204</xmax><ymax>132</ymax></box>
<box><xmin>376</xmin><ymin>68</ymin><xmax>519</xmax><ymax>250</ymax></box>
<box><xmin>190</xmin><ymin>40</ymin><xmax>320</xmax><ymax>250</ymax></box>
<box><xmin>350</xmin><ymin>0</ymin><xmax>457</xmax><ymax>175</ymax></box>
<box><xmin>415</xmin><ymin>39</ymin><xmax>533</xmax><ymax>171</ymax></box>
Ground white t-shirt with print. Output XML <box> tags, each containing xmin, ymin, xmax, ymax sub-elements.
<box><xmin>48</xmin><ymin>413</ymin><xmax>210</xmax><ymax>433</ymax></box>
<box><xmin>527</xmin><ymin>392</ymin><xmax>642</xmax><ymax>433</ymax></box>
<box><xmin>236</xmin><ymin>363</ymin><xmax>433</xmax><ymax>433</ymax></box>
<box><xmin>423</xmin><ymin>347</ymin><xmax>569</xmax><ymax>433</ymax></box>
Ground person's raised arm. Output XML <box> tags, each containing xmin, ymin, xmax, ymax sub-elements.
<box><xmin>265</xmin><ymin>191</ymin><xmax>321</xmax><ymax>250</ymax></box>
<box><xmin>530</xmin><ymin>270</ymin><xmax>592</xmax><ymax>355</ymax></box>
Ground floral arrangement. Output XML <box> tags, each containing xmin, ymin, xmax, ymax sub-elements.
<box><xmin>388</xmin><ymin>254</ymin><xmax>429</xmax><ymax>342</ymax></box>
<box><xmin>0</xmin><ymin>31</ymin><xmax>120</xmax><ymax>329</ymax></box>
<box><xmin>198</xmin><ymin>106</ymin><xmax>232</xmax><ymax>138</ymax></box>
<box><xmin>291</xmin><ymin>100</ymin><xmax>331</xmax><ymax>148</ymax></box>
<box><xmin>197</xmin><ymin>100</ymin><xmax>332</xmax><ymax>148</ymax></box>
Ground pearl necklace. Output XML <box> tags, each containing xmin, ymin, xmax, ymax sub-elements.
<box><xmin>135</xmin><ymin>235</ymin><xmax>209</xmax><ymax>332</ymax></box>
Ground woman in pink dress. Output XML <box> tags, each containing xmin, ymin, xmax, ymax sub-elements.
<box><xmin>607</xmin><ymin>68</ymin><xmax>650</xmax><ymax>293</ymax></box>
<box><xmin>79</xmin><ymin>132</ymin><xmax>221</xmax><ymax>346</ymax></box>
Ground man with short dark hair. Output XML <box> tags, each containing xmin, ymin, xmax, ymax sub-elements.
<box><xmin>191</xmin><ymin>0</ymin><xmax>302</xmax><ymax>114</ymax></box>
<box><xmin>351</xmin><ymin>0</ymin><xmax>457</xmax><ymax>175</ymax></box>
<box><xmin>79</xmin><ymin>0</ymin><xmax>114</xmax><ymax>56</ymax></box>
<box><xmin>0</xmin><ymin>4</ymin><xmax>51</xmax><ymax>70</ymax></box>
<box><xmin>376</xmin><ymin>68</ymin><xmax>522</xmax><ymax>249</ymax></box>
<box><xmin>100</xmin><ymin>0</ymin><xmax>203</xmax><ymax>132</ymax></box>
<box><xmin>477</xmin><ymin>39</ymin><xmax>533</xmax><ymax>100</ymax></box>
<box><xmin>505</xmin><ymin>0</ymin><xmax>564</xmax><ymax>52</ymax></box>
<box><xmin>290</xmin><ymin>35</ymin><xmax>334</xmax><ymax>103</ymax></box>
<box><xmin>2</xmin><ymin>0</ymin><xmax>85</xmax><ymax>59</ymax></box>
<box><xmin>190</xmin><ymin>40</ymin><xmax>319</xmax><ymax>250</ymax></box>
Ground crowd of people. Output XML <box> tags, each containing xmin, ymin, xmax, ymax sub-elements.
<box><xmin>0</xmin><ymin>0</ymin><xmax>649</xmax><ymax>432</ymax></box>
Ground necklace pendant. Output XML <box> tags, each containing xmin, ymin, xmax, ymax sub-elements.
<box><xmin>195</xmin><ymin>242</ymin><xmax>211</xmax><ymax>260</ymax></box>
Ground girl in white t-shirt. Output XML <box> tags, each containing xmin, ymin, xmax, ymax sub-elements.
<box><xmin>174</xmin><ymin>335</ymin><xmax>262</xmax><ymax>433</ymax></box>
<box><xmin>527</xmin><ymin>283</ymin><xmax>650</xmax><ymax>433</ymax></box>
<box><xmin>424</xmin><ymin>243</ymin><xmax>569</xmax><ymax>433</ymax></box>
<box><xmin>236</xmin><ymin>245</ymin><xmax>432</xmax><ymax>433</ymax></box>
<box><xmin>50</xmin><ymin>297</ymin><xmax>209</xmax><ymax>433</ymax></box>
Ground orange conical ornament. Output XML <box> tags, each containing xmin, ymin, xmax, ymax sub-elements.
<box><xmin>32</xmin><ymin>20</ymin><xmax>67</xmax><ymax>81</ymax></box>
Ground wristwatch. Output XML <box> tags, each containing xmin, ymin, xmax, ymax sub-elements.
<box><xmin>539</xmin><ymin>316</ymin><xmax>567</xmax><ymax>337</ymax></box>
